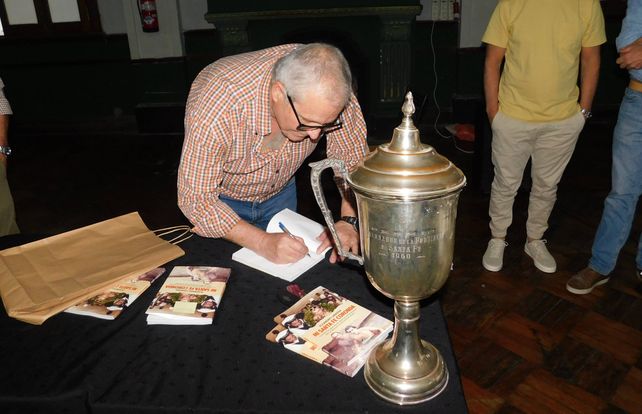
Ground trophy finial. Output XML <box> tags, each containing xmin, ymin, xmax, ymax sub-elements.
<box><xmin>402</xmin><ymin>92</ymin><xmax>415</xmax><ymax>118</ymax></box>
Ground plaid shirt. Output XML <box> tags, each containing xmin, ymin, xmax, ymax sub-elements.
<box><xmin>0</xmin><ymin>78</ymin><xmax>12</xmax><ymax>115</ymax></box>
<box><xmin>178</xmin><ymin>45</ymin><xmax>368</xmax><ymax>238</ymax></box>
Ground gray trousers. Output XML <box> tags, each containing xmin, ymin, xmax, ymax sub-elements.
<box><xmin>0</xmin><ymin>162</ymin><xmax>19</xmax><ymax>236</ymax></box>
<box><xmin>489</xmin><ymin>111</ymin><xmax>585</xmax><ymax>240</ymax></box>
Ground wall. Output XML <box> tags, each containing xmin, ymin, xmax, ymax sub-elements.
<box><xmin>0</xmin><ymin>1</ymin><xmax>630</xmax><ymax>132</ymax></box>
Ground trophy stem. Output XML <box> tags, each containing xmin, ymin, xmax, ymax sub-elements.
<box><xmin>364</xmin><ymin>300</ymin><xmax>448</xmax><ymax>405</ymax></box>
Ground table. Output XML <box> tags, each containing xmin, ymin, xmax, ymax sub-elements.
<box><xmin>0</xmin><ymin>235</ymin><xmax>467</xmax><ymax>413</ymax></box>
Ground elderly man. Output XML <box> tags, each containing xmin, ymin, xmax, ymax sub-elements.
<box><xmin>178</xmin><ymin>44</ymin><xmax>368</xmax><ymax>264</ymax></box>
<box><xmin>481</xmin><ymin>0</ymin><xmax>605</xmax><ymax>273</ymax></box>
<box><xmin>567</xmin><ymin>0</ymin><xmax>642</xmax><ymax>294</ymax></box>
<box><xmin>0</xmin><ymin>77</ymin><xmax>19</xmax><ymax>236</ymax></box>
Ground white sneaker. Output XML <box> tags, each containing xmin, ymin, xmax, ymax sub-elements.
<box><xmin>482</xmin><ymin>238</ymin><xmax>507</xmax><ymax>272</ymax></box>
<box><xmin>524</xmin><ymin>239</ymin><xmax>556</xmax><ymax>273</ymax></box>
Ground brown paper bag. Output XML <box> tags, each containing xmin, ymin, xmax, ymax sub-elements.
<box><xmin>0</xmin><ymin>212</ymin><xmax>185</xmax><ymax>324</ymax></box>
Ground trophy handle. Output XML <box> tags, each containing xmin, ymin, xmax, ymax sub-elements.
<box><xmin>309</xmin><ymin>159</ymin><xmax>364</xmax><ymax>265</ymax></box>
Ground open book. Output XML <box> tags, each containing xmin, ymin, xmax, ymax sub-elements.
<box><xmin>266</xmin><ymin>286</ymin><xmax>393</xmax><ymax>377</ymax></box>
<box><xmin>232</xmin><ymin>209</ymin><xmax>330</xmax><ymax>281</ymax></box>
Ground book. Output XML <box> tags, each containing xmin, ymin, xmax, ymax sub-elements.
<box><xmin>65</xmin><ymin>267</ymin><xmax>166</xmax><ymax>320</ymax></box>
<box><xmin>266</xmin><ymin>286</ymin><xmax>393</xmax><ymax>377</ymax></box>
<box><xmin>145</xmin><ymin>266</ymin><xmax>231</xmax><ymax>325</ymax></box>
<box><xmin>231</xmin><ymin>208</ymin><xmax>330</xmax><ymax>281</ymax></box>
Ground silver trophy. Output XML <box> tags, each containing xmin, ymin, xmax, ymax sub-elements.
<box><xmin>310</xmin><ymin>92</ymin><xmax>466</xmax><ymax>405</ymax></box>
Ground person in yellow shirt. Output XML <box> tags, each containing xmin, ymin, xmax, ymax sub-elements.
<box><xmin>481</xmin><ymin>0</ymin><xmax>606</xmax><ymax>273</ymax></box>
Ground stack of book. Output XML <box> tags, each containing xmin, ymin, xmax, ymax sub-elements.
<box><xmin>145</xmin><ymin>266</ymin><xmax>231</xmax><ymax>325</ymax></box>
<box><xmin>65</xmin><ymin>268</ymin><xmax>166</xmax><ymax>320</ymax></box>
<box><xmin>266</xmin><ymin>286</ymin><xmax>393</xmax><ymax>377</ymax></box>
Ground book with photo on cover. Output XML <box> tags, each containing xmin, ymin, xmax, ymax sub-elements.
<box><xmin>65</xmin><ymin>268</ymin><xmax>166</xmax><ymax>320</ymax></box>
<box><xmin>232</xmin><ymin>208</ymin><xmax>330</xmax><ymax>282</ymax></box>
<box><xmin>266</xmin><ymin>286</ymin><xmax>393</xmax><ymax>377</ymax></box>
<box><xmin>145</xmin><ymin>266</ymin><xmax>231</xmax><ymax>325</ymax></box>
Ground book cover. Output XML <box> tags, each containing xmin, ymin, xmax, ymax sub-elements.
<box><xmin>232</xmin><ymin>208</ymin><xmax>330</xmax><ymax>281</ymax></box>
<box><xmin>65</xmin><ymin>267</ymin><xmax>166</xmax><ymax>320</ymax></box>
<box><xmin>145</xmin><ymin>266</ymin><xmax>231</xmax><ymax>325</ymax></box>
<box><xmin>266</xmin><ymin>286</ymin><xmax>393</xmax><ymax>377</ymax></box>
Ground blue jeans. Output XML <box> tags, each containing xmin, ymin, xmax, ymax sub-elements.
<box><xmin>589</xmin><ymin>87</ymin><xmax>642</xmax><ymax>275</ymax></box>
<box><xmin>219</xmin><ymin>178</ymin><xmax>297</xmax><ymax>230</ymax></box>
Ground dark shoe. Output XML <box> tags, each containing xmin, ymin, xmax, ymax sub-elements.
<box><xmin>566</xmin><ymin>267</ymin><xmax>610</xmax><ymax>295</ymax></box>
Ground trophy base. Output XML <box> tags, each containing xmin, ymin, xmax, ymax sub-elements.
<box><xmin>364</xmin><ymin>339</ymin><xmax>449</xmax><ymax>405</ymax></box>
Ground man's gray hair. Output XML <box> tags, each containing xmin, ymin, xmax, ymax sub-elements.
<box><xmin>273</xmin><ymin>43</ymin><xmax>352</xmax><ymax>107</ymax></box>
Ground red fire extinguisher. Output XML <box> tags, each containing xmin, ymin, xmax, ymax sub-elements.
<box><xmin>138</xmin><ymin>0</ymin><xmax>159</xmax><ymax>33</ymax></box>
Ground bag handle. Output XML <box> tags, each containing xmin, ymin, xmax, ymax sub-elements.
<box><xmin>153</xmin><ymin>225</ymin><xmax>193</xmax><ymax>245</ymax></box>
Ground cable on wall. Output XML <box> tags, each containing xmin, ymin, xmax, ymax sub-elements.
<box><xmin>430</xmin><ymin>20</ymin><xmax>474</xmax><ymax>154</ymax></box>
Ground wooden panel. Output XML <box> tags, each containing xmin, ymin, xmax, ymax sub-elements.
<box><xmin>461</xmin><ymin>376</ymin><xmax>504</xmax><ymax>414</ymax></box>
<box><xmin>483</xmin><ymin>312</ymin><xmax>548</xmax><ymax>364</ymax></box>
<box><xmin>611</xmin><ymin>367</ymin><xmax>642</xmax><ymax>414</ymax></box>
<box><xmin>570</xmin><ymin>312</ymin><xmax>642</xmax><ymax>365</ymax></box>
<box><xmin>547</xmin><ymin>337</ymin><xmax>629</xmax><ymax>400</ymax></box>
<box><xmin>457</xmin><ymin>337</ymin><xmax>534</xmax><ymax>396</ymax></box>
<box><xmin>507</xmin><ymin>369</ymin><xmax>607</xmax><ymax>414</ymax></box>
<box><xmin>594</xmin><ymin>289</ymin><xmax>642</xmax><ymax>331</ymax></box>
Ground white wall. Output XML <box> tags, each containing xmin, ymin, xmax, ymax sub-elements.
<box><xmin>459</xmin><ymin>0</ymin><xmax>495</xmax><ymax>48</ymax></box>
<box><xmin>98</xmin><ymin>0</ymin><xmax>210</xmax><ymax>35</ymax></box>
<box><xmin>97</xmin><ymin>0</ymin><xmax>126</xmax><ymax>34</ymax></box>
<box><xmin>178</xmin><ymin>0</ymin><xmax>211</xmax><ymax>31</ymax></box>
<box><xmin>122</xmin><ymin>0</ymin><xmax>183</xmax><ymax>59</ymax></box>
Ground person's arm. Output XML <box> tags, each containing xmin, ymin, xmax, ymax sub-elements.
<box><xmin>0</xmin><ymin>114</ymin><xmax>8</xmax><ymax>166</ymax></box>
<box><xmin>316</xmin><ymin>94</ymin><xmax>368</xmax><ymax>263</ymax></box>
<box><xmin>617</xmin><ymin>37</ymin><xmax>642</xmax><ymax>70</ymax></box>
<box><xmin>579</xmin><ymin>45</ymin><xmax>601</xmax><ymax>113</ymax></box>
<box><xmin>483</xmin><ymin>44</ymin><xmax>506</xmax><ymax>123</ymax></box>
<box><xmin>178</xmin><ymin>84</ymin><xmax>309</xmax><ymax>264</ymax></box>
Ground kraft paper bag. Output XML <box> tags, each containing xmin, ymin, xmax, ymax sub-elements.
<box><xmin>0</xmin><ymin>212</ymin><xmax>186</xmax><ymax>325</ymax></box>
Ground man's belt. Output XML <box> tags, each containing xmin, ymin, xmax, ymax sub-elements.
<box><xmin>630</xmin><ymin>79</ymin><xmax>642</xmax><ymax>93</ymax></box>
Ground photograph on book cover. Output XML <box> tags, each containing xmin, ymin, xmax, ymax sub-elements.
<box><xmin>273</xmin><ymin>286</ymin><xmax>345</xmax><ymax>327</ymax></box>
<box><xmin>146</xmin><ymin>266</ymin><xmax>230</xmax><ymax>322</ymax></box>
<box><xmin>266</xmin><ymin>324</ymin><xmax>364</xmax><ymax>377</ymax></box>
<box><xmin>65</xmin><ymin>267</ymin><xmax>166</xmax><ymax>320</ymax></box>
<box><xmin>267</xmin><ymin>286</ymin><xmax>393</xmax><ymax>377</ymax></box>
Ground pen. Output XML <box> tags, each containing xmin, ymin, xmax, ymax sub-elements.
<box><xmin>278</xmin><ymin>222</ymin><xmax>311</xmax><ymax>257</ymax></box>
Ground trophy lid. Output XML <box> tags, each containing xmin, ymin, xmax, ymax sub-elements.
<box><xmin>348</xmin><ymin>92</ymin><xmax>466</xmax><ymax>199</ymax></box>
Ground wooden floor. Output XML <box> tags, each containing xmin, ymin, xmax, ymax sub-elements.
<box><xmin>8</xmin><ymin>115</ymin><xmax>642</xmax><ymax>414</ymax></box>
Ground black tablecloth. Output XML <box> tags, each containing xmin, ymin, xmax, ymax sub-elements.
<box><xmin>0</xmin><ymin>235</ymin><xmax>467</xmax><ymax>414</ymax></box>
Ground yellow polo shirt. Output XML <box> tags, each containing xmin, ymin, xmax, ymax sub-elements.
<box><xmin>482</xmin><ymin>0</ymin><xmax>606</xmax><ymax>122</ymax></box>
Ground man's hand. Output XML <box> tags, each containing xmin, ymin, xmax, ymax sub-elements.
<box><xmin>486</xmin><ymin>106</ymin><xmax>499</xmax><ymax>124</ymax></box>
<box><xmin>257</xmin><ymin>232</ymin><xmax>309</xmax><ymax>264</ymax></box>
<box><xmin>617</xmin><ymin>38</ymin><xmax>642</xmax><ymax>70</ymax></box>
<box><xmin>0</xmin><ymin>154</ymin><xmax>6</xmax><ymax>167</ymax></box>
<box><xmin>225</xmin><ymin>220</ymin><xmax>308</xmax><ymax>264</ymax></box>
<box><xmin>316</xmin><ymin>220</ymin><xmax>359</xmax><ymax>264</ymax></box>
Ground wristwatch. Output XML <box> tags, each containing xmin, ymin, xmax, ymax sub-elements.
<box><xmin>0</xmin><ymin>146</ymin><xmax>11</xmax><ymax>156</ymax></box>
<box><xmin>340</xmin><ymin>216</ymin><xmax>359</xmax><ymax>232</ymax></box>
<box><xmin>580</xmin><ymin>108</ymin><xmax>593</xmax><ymax>119</ymax></box>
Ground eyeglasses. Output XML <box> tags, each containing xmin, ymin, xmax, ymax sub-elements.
<box><xmin>287</xmin><ymin>95</ymin><xmax>343</xmax><ymax>133</ymax></box>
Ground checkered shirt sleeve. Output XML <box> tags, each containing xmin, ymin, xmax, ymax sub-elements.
<box><xmin>0</xmin><ymin>78</ymin><xmax>12</xmax><ymax>115</ymax></box>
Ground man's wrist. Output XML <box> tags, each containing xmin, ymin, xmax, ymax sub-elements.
<box><xmin>340</xmin><ymin>216</ymin><xmax>359</xmax><ymax>232</ymax></box>
<box><xmin>580</xmin><ymin>107</ymin><xmax>593</xmax><ymax>119</ymax></box>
